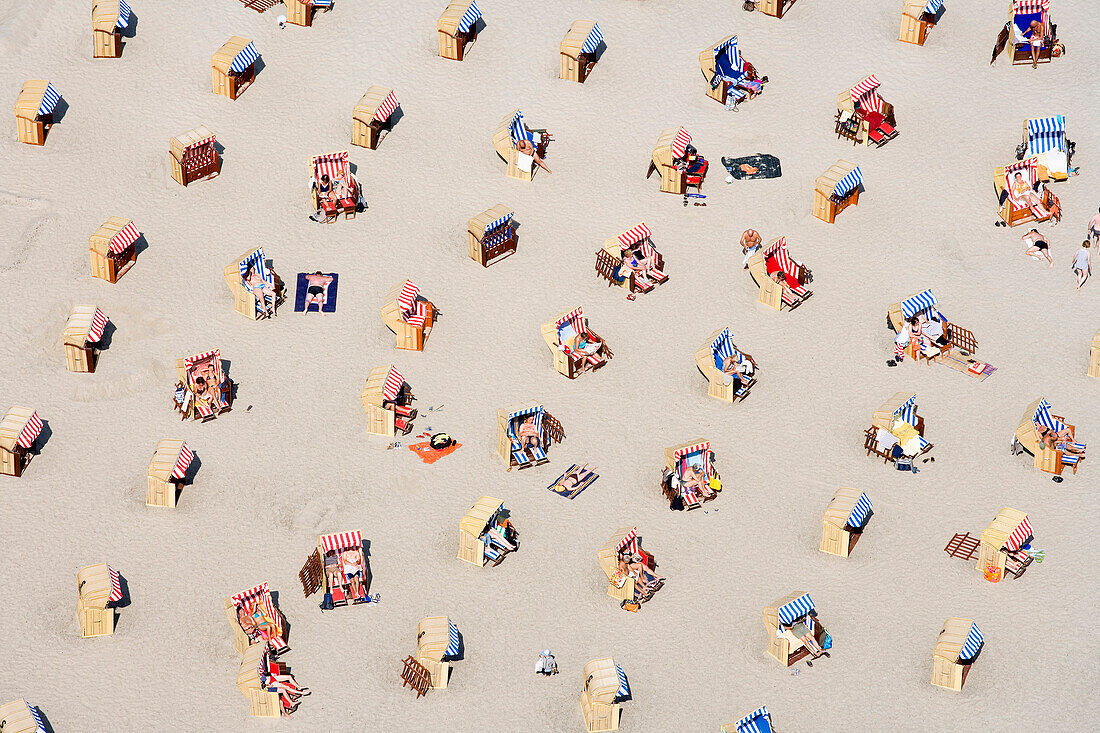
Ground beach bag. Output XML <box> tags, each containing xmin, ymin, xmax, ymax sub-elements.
<box><xmin>822</xmin><ymin>633</ymin><xmax>833</xmax><ymax>650</ymax></box>
<box><xmin>621</xmin><ymin>600</ymin><xmax>640</xmax><ymax>613</ymax></box>
<box><xmin>319</xmin><ymin>593</ymin><xmax>334</xmax><ymax>611</ymax></box>
<box><xmin>709</xmin><ymin>476</ymin><xmax>722</xmax><ymax>493</ymax></box>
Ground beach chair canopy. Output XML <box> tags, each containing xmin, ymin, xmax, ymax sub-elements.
<box><xmin>1033</xmin><ymin>398</ymin><xmax>1067</xmax><ymax>433</ymax></box>
<box><xmin>735</xmin><ymin>706</ymin><xmax>772</xmax><ymax>733</ymax></box>
<box><xmin>509</xmin><ymin>111</ymin><xmax>534</xmax><ymax>144</ymax></box>
<box><xmin>373</xmin><ymin>90</ymin><xmax>398</xmax><ymax>122</ymax></box>
<box><xmin>901</xmin><ymin>289</ymin><xmax>940</xmax><ymax>319</ymax></box>
<box><xmin>847</xmin><ymin>492</ymin><xmax>873</xmax><ymax>527</ymax></box>
<box><xmin>64</xmin><ymin>306</ymin><xmax>108</xmax><ymax>346</ymax></box>
<box><xmin>711</xmin><ymin>328</ymin><xmax>748</xmax><ymax>371</ymax></box>
<box><xmin>581</xmin><ymin>23</ymin><xmax>603</xmax><ymax>54</ymax></box>
<box><xmin>617</xmin><ymin>527</ymin><xmax>641</xmax><ymax>557</ymax></box>
<box><xmin>850</xmin><ymin>75</ymin><xmax>884</xmax><ymax>113</ymax></box>
<box><xmin>416</xmin><ymin>616</ymin><xmax>460</xmax><ymax>659</ymax></box>
<box><xmin>713</xmin><ymin>35</ymin><xmax>744</xmax><ymax>82</ymax></box>
<box><xmin>107</xmin><ymin>221</ymin><xmax>139</xmax><ymax>254</ymax></box>
<box><xmin>983</xmin><ymin>507</ymin><xmax>1032</xmax><ymax>552</ymax></box>
<box><xmin>382</xmin><ymin>366</ymin><xmax>405</xmax><ymax>401</ymax></box>
<box><xmin>484</xmin><ymin>209</ymin><xmax>512</xmax><ymax>234</ymax></box>
<box><xmin>1026</xmin><ymin>115</ymin><xmax>1065</xmax><ymax>154</ymax></box>
<box><xmin>171</xmin><ymin>127</ymin><xmax>217</xmax><ymax>170</ymax></box>
<box><xmin>397</xmin><ymin>280</ymin><xmax>421</xmax><ymax>316</ymax></box>
<box><xmin>0</xmin><ymin>700</ymin><xmax>47</xmax><ymax>733</ymax></box>
<box><xmin>459</xmin><ymin>497</ymin><xmax>504</xmax><ymax>537</ymax></box>
<box><xmin>184</xmin><ymin>350</ymin><xmax>224</xmax><ymax>386</ymax></box>
<box><xmin>1013</xmin><ymin>0</ymin><xmax>1049</xmax><ymax>37</ymax></box>
<box><xmin>458</xmin><ymin>1</ymin><xmax>481</xmax><ymax>33</ymax></box>
<box><xmin>555</xmin><ymin>307</ymin><xmax>592</xmax><ymax>342</ymax></box>
<box><xmin>615</xmin><ymin>664</ymin><xmax>629</xmax><ymax>699</ymax></box>
<box><xmin>149</xmin><ymin>440</ymin><xmax>193</xmax><ymax>480</ymax></box>
<box><xmin>320</xmin><ymin>530</ymin><xmax>362</xmax><ymax>554</ymax></box>
<box><xmin>777</xmin><ymin>593</ymin><xmax>815</xmax><ymax>625</ymax></box>
<box><xmin>673</xmin><ymin>441</ymin><xmax>712</xmax><ymax>479</ymax></box>
<box><xmin>313</xmin><ymin>150</ymin><xmax>350</xmax><ymax>184</ymax></box>
<box><xmin>617</xmin><ymin>223</ymin><xmax>651</xmax><ymax>248</ymax></box>
<box><xmin>445</xmin><ymin>618</ymin><xmax>460</xmax><ymax>656</ymax></box>
<box><xmin>220</xmin><ymin>39</ymin><xmax>258</xmax><ymax>74</ymax></box>
<box><xmin>14</xmin><ymin>81</ymin><xmax>59</xmax><ymax>120</ymax></box>
<box><xmin>960</xmin><ymin>622</ymin><xmax>983</xmax><ymax>661</ymax></box>
<box><xmin>93</xmin><ymin>1</ymin><xmax>132</xmax><ymax>32</ymax></box>
<box><xmin>79</xmin><ymin>562</ymin><xmax>123</xmax><ymax>608</ymax></box>
<box><xmin>672</xmin><ymin>127</ymin><xmax>693</xmax><ymax>158</ymax></box>
<box><xmin>507</xmin><ymin>404</ymin><xmax>544</xmax><ymax>444</ymax></box>
<box><xmin>582</xmin><ymin>658</ymin><xmax>625</xmax><ymax>704</ymax></box>
<box><xmin>0</xmin><ymin>408</ymin><xmax>42</xmax><ymax>451</ymax></box>
<box><xmin>832</xmin><ymin>165</ymin><xmax>863</xmax><ymax>198</ymax></box>
<box><xmin>904</xmin><ymin>0</ymin><xmax>943</xmax><ymax>18</ymax></box>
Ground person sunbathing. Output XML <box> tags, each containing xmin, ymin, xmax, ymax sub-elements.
<box><xmin>552</xmin><ymin>463</ymin><xmax>597</xmax><ymax>494</ymax></box>
<box><xmin>617</xmin><ymin>247</ymin><xmax>653</xmax><ymax>289</ymax></box>
<box><xmin>780</xmin><ymin>620</ymin><xmax>829</xmax><ymax>660</ymax></box>
<box><xmin>192</xmin><ymin>376</ymin><xmax>216</xmax><ymax>414</ymax></box>
<box><xmin>1038</xmin><ymin>426</ymin><xmax>1085</xmax><ymax>455</ymax></box>
<box><xmin>304</xmin><ymin>271</ymin><xmax>333</xmax><ymax>308</ymax></box>
<box><xmin>617</xmin><ymin>550</ymin><xmax>665</xmax><ymax>598</ymax></box>
<box><xmin>340</xmin><ymin>548</ymin><xmax>365</xmax><ymax>601</ymax></box>
<box><xmin>681</xmin><ymin>464</ymin><xmax>715</xmax><ymax>501</ymax></box>
<box><xmin>516</xmin><ymin>416</ymin><xmax>541</xmax><ymax>451</ymax></box>
<box><xmin>243</xmin><ymin>265</ymin><xmax>277</xmax><ymax>316</ymax></box>
<box><xmin>1022</xmin><ymin>229</ymin><xmax>1054</xmax><ymax>268</ymax></box>
<box><xmin>260</xmin><ymin>667</ymin><xmax>310</xmax><ymax>717</ymax></box>
<box><xmin>486</xmin><ymin>521</ymin><xmax>517</xmax><ymax>552</ymax></box>
<box><xmin>719</xmin><ymin>353</ymin><xmax>753</xmax><ymax>389</ymax></box>
<box><xmin>237</xmin><ymin>603</ymin><xmax>278</xmax><ymax>644</ymax></box>
<box><xmin>1024</xmin><ymin>19</ymin><xmax>1045</xmax><ymax>68</ymax></box>
<box><xmin>515</xmin><ymin>137</ymin><xmax>551</xmax><ymax>174</ymax></box>
<box><xmin>564</xmin><ymin>332</ymin><xmax>603</xmax><ymax>361</ymax></box>
<box><xmin>1010</xmin><ymin>172</ymin><xmax>1049</xmax><ymax>219</ymax></box>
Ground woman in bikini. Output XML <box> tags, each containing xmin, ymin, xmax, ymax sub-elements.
<box><xmin>1010</xmin><ymin>171</ymin><xmax>1048</xmax><ymax>220</ymax></box>
<box><xmin>244</xmin><ymin>265</ymin><xmax>278</xmax><ymax>316</ymax></box>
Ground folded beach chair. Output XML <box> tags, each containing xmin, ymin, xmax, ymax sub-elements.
<box><xmin>63</xmin><ymin>305</ymin><xmax>108</xmax><ymax>373</ymax></box>
<box><xmin>699</xmin><ymin>36</ymin><xmax>761</xmax><ymax>108</ymax></box>
<box><xmin>763</xmin><ymin>592</ymin><xmax>826</xmax><ymax>667</ymax></box>
<box><xmin>0</xmin><ymin>699</ymin><xmax>48</xmax><ymax>733</ymax></box>
<box><xmin>1013</xmin><ymin>398</ymin><xmax>1083</xmax><ymax>476</ymax></box>
<box><xmin>491</xmin><ymin>109</ymin><xmax>551</xmax><ymax>181</ymax></box>
<box><xmin>541</xmin><ymin>307</ymin><xmax>612</xmax><ymax>379</ymax></box>
<box><xmin>812</xmin><ymin>160</ymin><xmax>862</xmax><ymax>222</ymax></box>
<box><xmin>13</xmin><ymin>80</ymin><xmax>59</xmax><ymax>145</ymax></box>
<box><xmin>747</xmin><ymin>237</ymin><xmax>812</xmax><ymax>310</ymax></box>
<box><xmin>1021</xmin><ymin>115</ymin><xmax>1070</xmax><ymax>180</ymax></box>
<box><xmin>932</xmin><ymin>619</ymin><xmax>983</xmax><ymax>690</ymax></box>
<box><xmin>92</xmin><ymin>1</ymin><xmax>132</xmax><ymax>58</ymax></box>
<box><xmin>311</xmin><ymin>151</ymin><xmax>359</xmax><ymax>221</ymax></box>
<box><xmin>560</xmin><ymin>20</ymin><xmax>601</xmax><ymax>83</ymax></box>
<box><xmin>995</xmin><ymin>156</ymin><xmax>1053</xmax><ymax>226</ymax></box>
<box><xmin>820</xmin><ymin>488</ymin><xmax>872</xmax><ymax>557</ymax></box>
<box><xmin>415</xmin><ymin>616</ymin><xmax>461</xmax><ymax>689</ymax></box>
<box><xmin>77</xmin><ymin>562</ymin><xmax>124</xmax><ymax>637</ymax></box>
<box><xmin>722</xmin><ymin>706</ymin><xmax>774</xmax><ymax>733</ymax></box>
<box><xmin>0</xmin><ymin>407</ymin><xmax>42</xmax><ymax>478</ymax></box>
<box><xmin>468</xmin><ymin>204</ymin><xmax>517</xmax><ymax>266</ymax></box>
<box><xmin>285</xmin><ymin>0</ymin><xmax>332</xmax><ymax>27</ymax></box>
<box><xmin>380</xmin><ymin>280</ymin><xmax>435</xmax><ymax>350</ymax></box>
<box><xmin>169</xmin><ymin>127</ymin><xmax>219</xmax><ymax>186</ymax></box>
<box><xmin>352</xmin><ymin>85</ymin><xmax>399</xmax><ymax>149</ymax></box>
<box><xmin>865</xmin><ymin>392</ymin><xmax>933</xmax><ymax>463</ymax></box>
<box><xmin>595</xmin><ymin>223</ymin><xmax>668</xmax><ymax>294</ymax></box>
<box><xmin>498</xmin><ymin>401</ymin><xmax>564</xmax><ymax>469</ymax></box>
<box><xmin>211</xmin><ymin>37</ymin><xmax>258</xmax><ymax>100</ymax></box>
<box><xmin>361</xmin><ymin>365</ymin><xmax>416</xmax><ymax>437</ymax></box>
<box><xmin>437</xmin><ymin>1</ymin><xmax>481</xmax><ymax>61</ymax></box>
<box><xmin>224</xmin><ymin>247</ymin><xmax>281</xmax><ymax>319</ymax></box>
<box><xmin>145</xmin><ymin>439</ymin><xmax>192</xmax><ymax>508</ymax></box>
<box><xmin>174</xmin><ymin>350</ymin><xmax>231</xmax><ymax>421</ymax></box>
<box><xmin>978</xmin><ymin>507</ymin><xmax>1036</xmax><ymax>580</ymax></box>
<box><xmin>836</xmin><ymin>75</ymin><xmax>897</xmax><ymax>147</ymax></box>
<box><xmin>900</xmin><ymin>0</ymin><xmax>943</xmax><ymax>45</ymax></box>
<box><xmin>693</xmin><ymin>327</ymin><xmax>757</xmax><ymax>403</ymax></box>
<box><xmin>580</xmin><ymin>657</ymin><xmax>629</xmax><ymax>732</ymax></box>
<box><xmin>225</xmin><ymin>582</ymin><xmax>287</xmax><ymax>654</ymax></box>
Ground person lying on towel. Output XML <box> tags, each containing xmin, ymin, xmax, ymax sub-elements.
<box><xmin>552</xmin><ymin>463</ymin><xmax>597</xmax><ymax>494</ymax></box>
<box><xmin>303</xmin><ymin>271</ymin><xmax>333</xmax><ymax>308</ymax></box>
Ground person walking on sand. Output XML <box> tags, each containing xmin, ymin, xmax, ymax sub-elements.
<box><xmin>1086</xmin><ymin>208</ymin><xmax>1100</xmax><ymax>245</ymax></box>
<box><xmin>1072</xmin><ymin>241</ymin><xmax>1092</xmax><ymax>289</ymax></box>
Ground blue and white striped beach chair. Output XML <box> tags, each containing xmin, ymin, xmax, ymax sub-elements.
<box><xmin>711</xmin><ymin>328</ymin><xmax>755</xmax><ymax>399</ymax></box>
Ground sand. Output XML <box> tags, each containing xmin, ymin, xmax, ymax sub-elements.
<box><xmin>0</xmin><ymin>0</ymin><xmax>1098</xmax><ymax>730</ymax></box>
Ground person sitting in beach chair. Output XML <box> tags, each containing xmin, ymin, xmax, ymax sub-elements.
<box><xmin>237</xmin><ymin>601</ymin><xmax>280</xmax><ymax>647</ymax></box>
<box><xmin>718</xmin><ymin>345</ymin><xmax>756</xmax><ymax>393</ymax></box>
<box><xmin>516</xmin><ymin>416</ymin><xmax>541</xmax><ymax>452</ymax></box>
<box><xmin>778</xmin><ymin>618</ymin><xmax>828</xmax><ymax>660</ymax></box>
<box><xmin>616</xmin><ymin>244</ymin><xmax>666</xmax><ymax>291</ymax></box>
<box><xmin>243</xmin><ymin>263</ymin><xmax>278</xmax><ymax>318</ymax></box>
<box><xmin>310</xmin><ymin>151</ymin><xmax>361</xmax><ymax>222</ymax></box>
<box><xmin>616</xmin><ymin>547</ymin><xmax>665</xmax><ymax>602</ymax></box>
<box><xmin>175</xmin><ymin>350</ymin><xmax>231</xmax><ymax>421</ymax></box>
<box><xmin>258</xmin><ymin>645</ymin><xmax>310</xmax><ymax>717</ymax></box>
<box><xmin>512</xmin><ymin>112</ymin><xmax>552</xmax><ymax>174</ymax></box>
<box><xmin>1010</xmin><ymin>170</ymin><xmax>1049</xmax><ymax>220</ymax></box>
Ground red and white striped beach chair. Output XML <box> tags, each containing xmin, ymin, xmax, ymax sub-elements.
<box><xmin>760</xmin><ymin>237</ymin><xmax>812</xmax><ymax>309</ymax></box>
<box><xmin>380</xmin><ymin>279</ymin><xmax>436</xmax><ymax>350</ymax></box>
<box><xmin>228</xmin><ymin>583</ymin><xmax>288</xmax><ymax>653</ymax></box>
<box><xmin>311</xmin><ymin>151</ymin><xmax>359</xmax><ymax>221</ymax></box>
<box><xmin>175</xmin><ymin>350</ymin><xmax>231</xmax><ymax>421</ymax></box>
<box><xmin>544</xmin><ymin>307</ymin><xmax>612</xmax><ymax>378</ymax></box>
